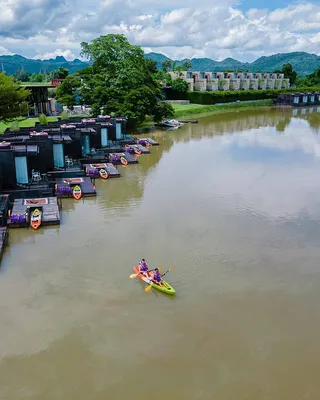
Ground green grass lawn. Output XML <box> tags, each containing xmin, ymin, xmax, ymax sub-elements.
<box><xmin>172</xmin><ymin>100</ymin><xmax>273</xmax><ymax>119</ymax></box>
<box><xmin>0</xmin><ymin>115</ymin><xmax>88</xmax><ymax>134</ymax></box>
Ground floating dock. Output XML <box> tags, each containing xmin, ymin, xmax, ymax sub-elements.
<box><xmin>47</xmin><ymin>168</ymin><xmax>85</xmax><ymax>180</ymax></box>
<box><xmin>135</xmin><ymin>144</ymin><xmax>150</xmax><ymax>154</ymax></box>
<box><xmin>84</xmin><ymin>162</ymin><xmax>120</xmax><ymax>178</ymax></box>
<box><xmin>109</xmin><ymin>152</ymin><xmax>138</xmax><ymax>165</ymax></box>
<box><xmin>138</xmin><ymin>138</ymin><xmax>159</xmax><ymax>146</ymax></box>
<box><xmin>8</xmin><ymin>197</ymin><xmax>61</xmax><ymax>228</ymax></box>
<box><xmin>55</xmin><ymin>177</ymin><xmax>96</xmax><ymax>198</ymax></box>
<box><xmin>178</xmin><ymin>119</ymin><xmax>198</xmax><ymax>124</ymax></box>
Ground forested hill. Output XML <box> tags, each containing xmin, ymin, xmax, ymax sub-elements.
<box><xmin>0</xmin><ymin>55</ymin><xmax>89</xmax><ymax>75</ymax></box>
<box><xmin>1</xmin><ymin>51</ymin><xmax>319</xmax><ymax>76</ymax></box>
<box><xmin>145</xmin><ymin>52</ymin><xmax>320</xmax><ymax>76</ymax></box>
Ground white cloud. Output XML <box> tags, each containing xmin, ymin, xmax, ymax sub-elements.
<box><xmin>0</xmin><ymin>45</ymin><xmax>13</xmax><ymax>56</ymax></box>
<box><xmin>1</xmin><ymin>1</ymin><xmax>320</xmax><ymax>61</ymax></box>
<box><xmin>33</xmin><ymin>49</ymin><xmax>76</xmax><ymax>60</ymax></box>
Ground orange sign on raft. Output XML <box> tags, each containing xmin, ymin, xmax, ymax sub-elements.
<box><xmin>63</xmin><ymin>178</ymin><xmax>84</xmax><ymax>184</ymax></box>
<box><xmin>24</xmin><ymin>198</ymin><xmax>48</xmax><ymax>206</ymax></box>
<box><xmin>90</xmin><ymin>163</ymin><xmax>107</xmax><ymax>168</ymax></box>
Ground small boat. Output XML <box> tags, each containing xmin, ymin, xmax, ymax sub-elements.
<box><xmin>99</xmin><ymin>168</ymin><xmax>109</xmax><ymax>179</ymax></box>
<box><xmin>72</xmin><ymin>185</ymin><xmax>82</xmax><ymax>200</ymax></box>
<box><xmin>133</xmin><ymin>146</ymin><xmax>142</xmax><ymax>155</ymax></box>
<box><xmin>120</xmin><ymin>156</ymin><xmax>128</xmax><ymax>166</ymax></box>
<box><xmin>137</xmin><ymin>139</ymin><xmax>150</xmax><ymax>148</ymax></box>
<box><xmin>158</xmin><ymin>119</ymin><xmax>184</xmax><ymax>128</ymax></box>
<box><xmin>133</xmin><ymin>266</ymin><xmax>176</xmax><ymax>295</ymax></box>
<box><xmin>30</xmin><ymin>208</ymin><xmax>42</xmax><ymax>230</ymax></box>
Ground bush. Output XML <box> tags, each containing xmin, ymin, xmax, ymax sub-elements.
<box><xmin>38</xmin><ymin>114</ymin><xmax>48</xmax><ymax>125</ymax></box>
<box><xmin>9</xmin><ymin>121</ymin><xmax>20</xmax><ymax>133</ymax></box>
<box><xmin>166</xmin><ymin>86</ymin><xmax>320</xmax><ymax>104</ymax></box>
<box><xmin>60</xmin><ymin>110</ymin><xmax>70</xmax><ymax>120</ymax></box>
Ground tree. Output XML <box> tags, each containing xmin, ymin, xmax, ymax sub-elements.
<box><xmin>162</xmin><ymin>60</ymin><xmax>172</xmax><ymax>72</ymax></box>
<box><xmin>171</xmin><ymin>77</ymin><xmax>189</xmax><ymax>93</ymax></box>
<box><xmin>15</xmin><ymin>68</ymin><xmax>31</xmax><ymax>82</ymax></box>
<box><xmin>182</xmin><ymin>61</ymin><xmax>192</xmax><ymax>70</ymax></box>
<box><xmin>281</xmin><ymin>63</ymin><xmax>297</xmax><ymax>85</ymax></box>
<box><xmin>297</xmin><ymin>66</ymin><xmax>320</xmax><ymax>87</ymax></box>
<box><xmin>56</xmin><ymin>75</ymin><xmax>81</xmax><ymax>110</ymax></box>
<box><xmin>49</xmin><ymin>68</ymin><xmax>69</xmax><ymax>80</ymax></box>
<box><xmin>57</xmin><ymin>67</ymin><xmax>69</xmax><ymax>79</ymax></box>
<box><xmin>0</xmin><ymin>72</ymin><xmax>30</xmax><ymax>121</ymax></box>
<box><xmin>79</xmin><ymin>34</ymin><xmax>173</xmax><ymax>126</ymax></box>
<box><xmin>30</xmin><ymin>73</ymin><xmax>45</xmax><ymax>82</ymax></box>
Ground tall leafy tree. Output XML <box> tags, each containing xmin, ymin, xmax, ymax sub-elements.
<box><xmin>0</xmin><ymin>72</ymin><xmax>30</xmax><ymax>121</ymax></box>
<box><xmin>161</xmin><ymin>60</ymin><xmax>172</xmax><ymax>72</ymax></box>
<box><xmin>282</xmin><ymin>63</ymin><xmax>297</xmax><ymax>85</ymax></box>
<box><xmin>275</xmin><ymin>63</ymin><xmax>297</xmax><ymax>85</ymax></box>
<box><xmin>56</xmin><ymin>75</ymin><xmax>81</xmax><ymax>109</ymax></box>
<box><xmin>79</xmin><ymin>34</ymin><xmax>174</xmax><ymax>125</ymax></box>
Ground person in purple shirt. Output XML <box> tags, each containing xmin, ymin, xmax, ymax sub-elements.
<box><xmin>138</xmin><ymin>259</ymin><xmax>149</xmax><ymax>277</ymax></box>
<box><xmin>152</xmin><ymin>267</ymin><xmax>164</xmax><ymax>286</ymax></box>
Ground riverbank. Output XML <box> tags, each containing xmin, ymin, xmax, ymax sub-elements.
<box><xmin>135</xmin><ymin>100</ymin><xmax>274</xmax><ymax>130</ymax></box>
<box><xmin>172</xmin><ymin>99</ymin><xmax>273</xmax><ymax>119</ymax></box>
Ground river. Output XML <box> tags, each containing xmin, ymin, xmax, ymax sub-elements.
<box><xmin>1</xmin><ymin>106</ymin><xmax>320</xmax><ymax>399</ymax></box>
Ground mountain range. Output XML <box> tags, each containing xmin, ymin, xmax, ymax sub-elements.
<box><xmin>0</xmin><ymin>52</ymin><xmax>319</xmax><ymax>77</ymax></box>
<box><xmin>145</xmin><ymin>52</ymin><xmax>320</xmax><ymax>76</ymax></box>
<box><xmin>0</xmin><ymin>54</ymin><xmax>89</xmax><ymax>76</ymax></box>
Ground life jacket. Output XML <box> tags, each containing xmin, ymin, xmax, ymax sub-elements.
<box><xmin>154</xmin><ymin>272</ymin><xmax>161</xmax><ymax>282</ymax></box>
<box><xmin>139</xmin><ymin>262</ymin><xmax>148</xmax><ymax>271</ymax></box>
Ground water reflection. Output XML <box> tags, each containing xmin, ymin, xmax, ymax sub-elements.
<box><xmin>1</xmin><ymin>107</ymin><xmax>320</xmax><ymax>399</ymax></box>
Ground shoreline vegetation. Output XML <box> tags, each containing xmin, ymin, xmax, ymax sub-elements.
<box><xmin>171</xmin><ymin>99</ymin><xmax>273</xmax><ymax>119</ymax></box>
<box><xmin>0</xmin><ymin>100</ymin><xmax>274</xmax><ymax>134</ymax></box>
<box><xmin>137</xmin><ymin>99</ymin><xmax>274</xmax><ymax>129</ymax></box>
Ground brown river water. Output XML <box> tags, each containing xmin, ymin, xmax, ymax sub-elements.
<box><xmin>1</xmin><ymin>107</ymin><xmax>320</xmax><ymax>399</ymax></box>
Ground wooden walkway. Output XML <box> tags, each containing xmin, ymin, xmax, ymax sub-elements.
<box><xmin>0</xmin><ymin>227</ymin><xmax>8</xmax><ymax>265</ymax></box>
<box><xmin>8</xmin><ymin>197</ymin><xmax>60</xmax><ymax>228</ymax></box>
<box><xmin>55</xmin><ymin>177</ymin><xmax>96</xmax><ymax>197</ymax></box>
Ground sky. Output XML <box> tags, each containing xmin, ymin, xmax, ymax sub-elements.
<box><xmin>0</xmin><ymin>0</ymin><xmax>320</xmax><ymax>62</ymax></box>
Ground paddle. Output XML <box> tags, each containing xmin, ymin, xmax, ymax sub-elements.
<box><xmin>129</xmin><ymin>267</ymin><xmax>163</xmax><ymax>279</ymax></box>
<box><xmin>145</xmin><ymin>266</ymin><xmax>175</xmax><ymax>293</ymax></box>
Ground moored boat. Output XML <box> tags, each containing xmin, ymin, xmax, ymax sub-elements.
<box><xmin>72</xmin><ymin>185</ymin><xmax>82</xmax><ymax>200</ymax></box>
<box><xmin>120</xmin><ymin>156</ymin><xmax>128</xmax><ymax>166</ymax></box>
<box><xmin>133</xmin><ymin>266</ymin><xmax>176</xmax><ymax>295</ymax></box>
<box><xmin>99</xmin><ymin>168</ymin><xmax>109</xmax><ymax>179</ymax></box>
<box><xmin>158</xmin><ymin>119</ymin><xmax>184</xmax><ymax>128</ymax></box>
<box><xmin>30</xmin><ymin>208</ymin><xmax>42</xmax><ymax>230</ymax></box>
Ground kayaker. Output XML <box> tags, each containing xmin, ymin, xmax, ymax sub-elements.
<box><xmin>152</xmin><ymin>268</ymin><xmax>164</xmax><ymax>286</ymax></box>
<box><xmin>138</xmin><ymin>259</ymin><xmax>149</xmax><ymax>276</ymax></box>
